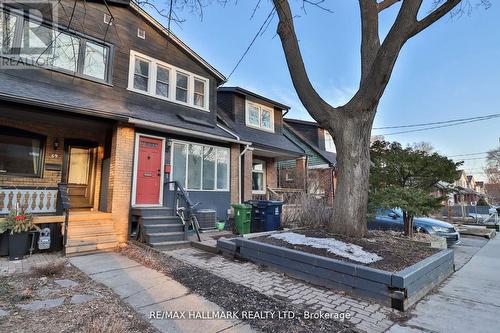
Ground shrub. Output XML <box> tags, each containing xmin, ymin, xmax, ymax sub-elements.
<box><xmin>282</xmin><ymin>192</ymin><xmax>333</xmax><ymax>228</ymax></box>
<box><xmin>30</xmin><ymin>261</ymin><xmax>66</xmax><ymax>278</ymax></box>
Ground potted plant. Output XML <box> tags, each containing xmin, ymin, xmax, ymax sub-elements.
<box><xmin>4</xmin><ymin>206</ymin><xmax>38</xmax><ymax>260</ymax></box>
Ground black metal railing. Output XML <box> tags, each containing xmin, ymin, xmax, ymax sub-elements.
<box><xmin>167</xmin><ymin>181</ymin><xmax>201</xmax><ymax>241</ymax></box>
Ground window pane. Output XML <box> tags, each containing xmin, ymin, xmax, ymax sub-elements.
<box><xmin>216</xmin><ymin>148</ymin><xmax>229</xmax><ymax>190</ymax></box>
<box><xmin>252</xmin><ymin>172</ymin><xmax>264</xmax><ymax>191</ymax></box>
<box><xmin>20</xmin><ymin>21</ymin><xmax>54</xmax><ymax>66</ymax></box>
<box><xmin>0</xmin><ymin>133</ymin><xmax>42</xmax><ymax>176</ymax></box>
<box><xmin>83</xmin><ymin>41</ymin><xmax>108</xmax><ymax>80</ymax></box>
<box><xmin>157</xmin><ymin>66</ymin><xmax>169</xmax><ymax>83</ymax></box>
<box><xmin>248</xmin><ymin>104</ymin><xmax>260</xmax><ymax>126</ymax></box>
<box><xmin>194</xmin><ymin>93</ymin><xmax>204</xmax><ymax>107</ymax></box>
<box><xmin>1</xmin><ymin>12</ymin><xmax>18</xmax><ymax>53</ymax></box>
<box><xmin>261</xmin><ymin>109</ymin><xmax>272</xmax><ymax>129</ymax></box>
<box><xmin>133</xmin><ymin>58</ymin><xmax>149</xmax><ymax>91</ymax></box>
<box><xmin>52</xmin><ymin>32</ymin><xmax>79</xmax><ymax>72</ymax></box>
<box><xmin>156</xmin><ymin>82</ymin><xmax>169</xmax><ymax>97</ymax></box>
<box><xmin>187</xmin><ymin>144</ymin><xmax>202</xmax><ymax>190</ymax></box>
<box><xmin>134</xmin><ymin>58</ymin><xmax>149</xmax><ymax>76</ymax></box>
<box><xmin>172</xmin><ymin>143</ymin><xmax>187</xmax><ymax>188</ymax></box>
<box><xmin>68</xmin><ymin>147</ymin><xmax>90</xmax><ymax>185</ymax></box>
<box><xmin>176</xmin><ymin>72</ymin><xmax>188</xmax><ymax>102</ymax></box>
<box><xmin>194</xmin><ymin>79</ymin><xmax>204</xmax><ymax>94</ymax></box>
<box><xmin>202</xmin><ymin>147</ymin><xmax>215</xmax><ymax>190</ymax></box>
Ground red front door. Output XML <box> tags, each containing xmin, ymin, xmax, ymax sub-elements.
<box><xmin>136</xmin><ymin>136</ymin><xmax>163</xmax><ymax>205</ymax></box>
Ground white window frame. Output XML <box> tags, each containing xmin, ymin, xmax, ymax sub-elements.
<box><xmin>245</xmin><ymin>99</ymin><xmax>274</xmax><ymax>132</ymax></box>
<box><xmin>252</xmin><ymin>159</ymin><xmax>266</xmax><ymax>194</ymax></box>
<box><xmin>170</xmin><ymin>140</ymin><xmax>230</xmax><ymax>192</ymax></box>
<box><xmin>324</xmin><ymin>130</ymin><xmax>336</xmax><ymax>153</ymax></box>
<box><xmin>127</xmin><ymin>50</ymin><xmax>210</xmax><ymax>112</ymax></box>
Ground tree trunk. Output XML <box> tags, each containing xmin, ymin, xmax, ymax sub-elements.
<box><xmin>329</xmin><ymin>113</ymin><xmax>373</xmax><ymax>237</ymax></box>
<box><xmin>403</xmin><ymin>211</ymin><xmax>414</xmax><ymax>237</ymax></box>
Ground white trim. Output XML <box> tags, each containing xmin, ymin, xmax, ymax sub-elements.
<box><xmin>128</xmin><ymin>117</ymin><xmax>251</xmax><ymax>145</ymax></box>
<box><xmin>170</xmin><ymin>139</ymin><xmax>230</xmax><ymax>192</ymax></box>
<box><xmin>131</xmin><ymin>133</ymin><xmax>166</xmax><ymax>207</ymax></box>
<box><xmin>130</xmin><ymin>1</ymin><xmax>226</xmax><ymax>82</ymax></box>
<box><xmin>245</xmin><ymin>99</ymin><xmax>275</xmax><ymax>133</ymax></box>
<box><xmin>252</xmin><ymin>159</ymin><xmax>267</xmax><ymax>194</ymax></box>
<box><xmin>127</xmin><ymin>50</ymin><xmax>210</xmax><ymax>112</ymax></box>
<box><xmin>308</xmin><ymin>164</ymin><xmax>331</xmax><ymax>170</ymax></box>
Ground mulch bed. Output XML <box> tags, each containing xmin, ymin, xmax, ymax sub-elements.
<box><xmin>0</xmin><ymin>260</ymin><xmax>157</xmax><ymax>333</ymax></box>
<box><xmin>120</xmin><ymin>244</ymin><xmax>358</xmax><ymax>333</ymax></box>
<box><xmin>254</xmin><ymin>229</ymin><xmax>439</xmax><ymax>272</ymax></box>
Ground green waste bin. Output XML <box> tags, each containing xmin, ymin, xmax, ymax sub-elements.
<box><xmin>232</xmin><ymin>204</ymin><xmax>252</xmax><ymax>235</ymax></box>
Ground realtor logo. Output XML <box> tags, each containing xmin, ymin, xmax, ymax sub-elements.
<box><xmin>0</xmin><ymin>0</ymin><xmax>60</xmax><ymax>68</ymax></box>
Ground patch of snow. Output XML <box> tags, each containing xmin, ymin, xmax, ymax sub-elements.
<box><xmin>269</xmin><ymin>232</ymin><xmax>383</xmax><ymax>264</ymax></box>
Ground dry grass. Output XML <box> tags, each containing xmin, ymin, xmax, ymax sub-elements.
<box><xmin>282</xmin><ymin>192</ymin><xmax>333</xmax><ymax>228</ymax></box>
<box><xmin>30</xmin><ymin>260</ymin><xmax>66</xmax><ymax>278</ymax></box>
<box><xmin>81</xmin><ymin>317</ymin><xmax>128</xmax><ymax>333</ymax></box>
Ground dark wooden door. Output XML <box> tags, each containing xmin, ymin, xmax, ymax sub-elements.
<box><xmin>64</xmin><ymin>142</ymin><xmax>97</xmax><ymax>208</ymax></box>
<box><xmin>135</xmin><ymin>136</ymin><xmax>163</xmax><ymax>205</ymax></box>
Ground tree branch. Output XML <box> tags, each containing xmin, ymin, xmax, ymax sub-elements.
<box><xmin>359</xmin><ymin>0</ymin><xmax>381</xmax><ymax>82</ymax></box>
<box><xmin>377</xmin><ymin>0</ymin><xmax>401</xmax><ymax>12</ymax></box>
<box><xmin>272</xmin><ymin>0</ymin><xmax>336</xmax><ymax>125</ymax></box>
<box><xmin>411</xmin><ymin>0</ymin><xmax>461</xmax><ymax>37</ymax></box>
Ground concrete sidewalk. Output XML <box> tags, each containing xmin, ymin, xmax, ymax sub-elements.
<box><xmin>387</xmin><ymin>236</ymin><xmax>500</xmax><ymax>333</ymax></box>
<box><xmin>70</xmin><ymin>253</ymin><xmax>254</xmax><ymax>333</ymax></box>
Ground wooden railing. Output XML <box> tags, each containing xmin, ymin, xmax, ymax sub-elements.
<box><xmin>251</xmin><ymin>187</ymin><xmax>305</xmax><ymax>204</ymax></box>
<box><xmin>0</xmin><ymin>187</ymin><xmax>58</xmax><ymax>214</ymax></box>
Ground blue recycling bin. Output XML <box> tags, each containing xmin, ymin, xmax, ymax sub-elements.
<box><xmin>246</xmin><ymin>200</ymin><xmax>283</xmax><ymax>232</ymax></box>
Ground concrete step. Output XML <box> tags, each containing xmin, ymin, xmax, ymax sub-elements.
<box><xmin>131</xmin><ymin>207</ymin><xmax>174</xmax><ymax>217</ymax></box>
<box><xmin>150</xmin><ymin>240</ymin><xmax>191</xmax><ymax>251</ymax></box>
<box><xmin>142</xmin><ymin>216</ymin><xmax>182</xmax><ymax>226</ymax></box>
<box><xmin>191</xmin><ymin>239</ymin><xmax>218</xmax><ymax>254</ymax></box>
<box><xmin>143</xmin><ymin>224</ymin><xmax>184</xmax><ymax>233</ymax></box>
<box><xmin>145</xmin><ymin>231</ymin><xmax>185</xmax><ymax>243</ymax></box>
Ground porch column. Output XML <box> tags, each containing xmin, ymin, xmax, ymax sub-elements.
<box><xmin>295</xmin><ymin>156</ymin><xmax>307</xmax><ymax>190</ymax></box>
<box><xmin>242</xmin><ymin>148</ymin><xmax>253</xmax><ymax>202</ymax></box>
<box><xmin>266</xmin><ymin>158</ymin><xmax>277</xmax><ymax>189</ymax></box>
<box><xmin>230</xmin><ymin>143</ymin><xmax>240</xmax><ymax>204</ymax></box>
<box><xmin>107</xmin><ymin>123</ymin><xmax>135</xmax><ymax>243</ymax></box>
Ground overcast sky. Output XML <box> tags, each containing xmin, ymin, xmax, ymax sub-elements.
<box><xmin>148</xmin><ymin>1</ymin><xmax>500</xmax><ymax>181</ymax></box>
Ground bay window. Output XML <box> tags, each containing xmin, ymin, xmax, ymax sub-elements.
<box><xmin>128</xmin><ymin>50</ymin><xmax>210</xmax><ymax>111</ymax></box>
<box><xmin>245</xmin><ymin>100</ymin><xmax>274</xmax><ymax>132</ymax></box>
<box><xmin>0</xmin><ymin>8</ymin><xmax>111</xmax><ymax>82</ymax></box>
<box><xmin>171</xmin><ymin>142</ymin><xmax>229</xmax><ymax>191</ymax></box>
<box><xmin>0</xmin><ymin>126</ymin><xmax>44</xmax><ymax>177</ymax></box>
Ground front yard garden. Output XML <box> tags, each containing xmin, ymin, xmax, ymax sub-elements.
<box><xmin>0</xmin><ymin>260</ymin><xmax>157</xmax><ymax>333</ymax></box>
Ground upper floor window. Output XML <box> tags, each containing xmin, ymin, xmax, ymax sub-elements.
<box><xmin>245</xmin><ymin>100</ymin><xmax>274</xmax><ymax>132</ymax></box>
<box><xmin>0</xmin><ymin>8</ymin><xmax>111</xmax><ymax>83</ymax></box>
<box><xmin>324</xmin><ymin>130</ymin><xmax>336</xmax><ymax>153</ymax></box>
<box><xmin>128</xmin><ymin>50</ymin><xmax>210</xmax><ymax>111</ymax></box>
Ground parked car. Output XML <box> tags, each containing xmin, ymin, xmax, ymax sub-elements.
<box><xmin>368</xmin><ymin>208</ymin><xmax>460</xmax><ymax>247</ymax></box>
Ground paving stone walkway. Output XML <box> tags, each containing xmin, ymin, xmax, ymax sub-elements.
<box><xmin>70</xmin><ymin>252</ymin><xmax>254</xmax><ymax>333</ymax></box>
<box><xmin>166</xmin><ymin>247</ymin><xmax>397</xmax><ymax>333</ymax></box>
<box><xmin>0</xmin><ymin>252</ymin><xmax>64</xmax><ymax>276</ymax></box>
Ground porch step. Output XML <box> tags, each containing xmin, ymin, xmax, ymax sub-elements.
<box><xmin>141</xmin><ymin>216</ymin><xmax>182</xmax><ymax>226</ymax></box>
<box><xmin>145</xmin><ymin>232</ymin><xmax>185</xmax><ymax>243</ymax></box>
<box><xmin>150</xmin><ymin>240</ymin><xmax>191</xmax><ymax>251</ymax></box>
<box><xmin>143</xmin><ymin>224</ymin><xmax>184</xmax><ymax>233</ymax></box>
<box><xmin>131</xmin><ymin>207</ymin><xmax>174</xmax><ymax>217</ymax></box>
<box><xmin>65</xmin><ymin>239</ymin><xmax>118</xmax><ymax>256</ymax></box>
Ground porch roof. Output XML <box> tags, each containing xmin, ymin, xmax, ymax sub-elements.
<box><xmin>0</xmin><ymin>71</ymin><xmax>236</xmax><ymax>143</ymax></box>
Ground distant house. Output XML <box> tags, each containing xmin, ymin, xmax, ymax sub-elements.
<box><xmin>277</xmin><ymin>119</ymin><xmax>337</xmax><ymax>206</ymax></box>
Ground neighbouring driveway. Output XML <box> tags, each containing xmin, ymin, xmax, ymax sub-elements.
<box><xmin>387</xmin><ymin>235</ymin><xmax>500</xmax><ymax>333</ymax></box>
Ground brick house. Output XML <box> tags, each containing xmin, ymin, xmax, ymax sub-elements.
<box><xmin>278</xmin><ymin>119</ymin><xmax>337</xmax><ymax>206</ymax></box>
<box><xmin>0</xmin><ymin>0</ymin><xmax>305</xmax><ymax>254</ymax></box>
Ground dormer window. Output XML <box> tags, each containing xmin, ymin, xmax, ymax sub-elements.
<box><xmin>245</xmin><ymin>100</ymin><xmax>274</xmax><ymax>132</ymax></box>
<box><xmin>324</xmin><ymin>130</ymin><xmax>336</xmax><ymax>153</ymax></box>
<box><xmin>128</xmin><ymin>50</ymin><xmax>209</xmax><ymax>111</ymax></box>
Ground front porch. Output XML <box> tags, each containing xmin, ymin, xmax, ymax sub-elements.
<box><xmin>0</xmin><ymin>105</ymin><xmax>135</xmax><ymax>256</ymax></box>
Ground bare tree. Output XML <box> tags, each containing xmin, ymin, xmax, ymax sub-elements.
<box><xmin>271</xmin><ymin>0</ymin><xmax>489</xmax><ymax>236</ymax></box>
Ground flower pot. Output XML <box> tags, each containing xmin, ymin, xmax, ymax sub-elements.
<box><xmin>0</xmin><ymin>232</ymin><xmax>9</xmax><ymax>256</ymax></box>
<box><xmin>8</xmin><ymin>232</ymin><xmax>30</xmax><ymax>261</ymax></box>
